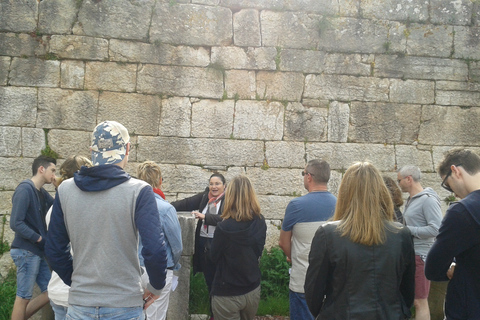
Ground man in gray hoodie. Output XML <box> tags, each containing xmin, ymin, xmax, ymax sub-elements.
<box><xmin>397</xmin><ymin>165</ymin><xmax>442</xmax><ymax>320</ymax></box>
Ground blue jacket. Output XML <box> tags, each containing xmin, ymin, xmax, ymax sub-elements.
<box><xmin>139</xmin><ymin>193</ymin><xmax>183</xmax><ymax>270</ymax></box>
<box><xmin>425</xmin><ymin>190</ymin><xmax>480</xmax><ymax>320</ymax></box>
<box><xmin>10</xmin><ymin>179</ymin><xmax>53</xmax><ymax>257</ymax></box>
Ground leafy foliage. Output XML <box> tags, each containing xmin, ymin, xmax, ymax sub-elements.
<box><xmin>259</xmin><ymin>247</ymin><xmax>290</xmax><ymax>300</ymax></box>
<box><xmin>189</xmin><ymin>270</ymin><xmax>210</xmax><ymax>315</ymax></box>
<box><xmin>0</xmin><ymin>268</ymin><xmax>16</xmax><ymax>320</ymax></box>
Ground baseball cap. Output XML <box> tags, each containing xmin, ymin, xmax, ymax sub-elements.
<box><xmin>90</xmin><ymin>121</ymin><xmax>130</xmax><ymax>166</ymax></box>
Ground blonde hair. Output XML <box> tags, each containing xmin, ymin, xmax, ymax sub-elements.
<box><xmin>57</xmin><ymin>155</ymin><xmax>92</xmax><ymax>186</ymax></box>
<box><xmin>222</xmin><ymin>175</ymin><xmax>261</xmax><ymax>222</ymax></box>
<box><xmin>136</xmin><ymin>161</ymin><xmax>162</xmax><ymax>188</ymax></box>
<box><xmin>333</xmin><ymin>162</ymin><xmax>395</xmax><ymax>246</ymax></box>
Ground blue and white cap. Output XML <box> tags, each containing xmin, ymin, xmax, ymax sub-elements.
<box><xmin>90</xmin><ymin>121</ymin><xmax>130</xmax><ymax>166</ymax></box>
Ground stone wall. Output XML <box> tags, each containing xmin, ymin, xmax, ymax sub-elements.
<box><xmin>1</xmin><ymin>0</ymin><xmax>480</xmax><ymax>267</ymax></box>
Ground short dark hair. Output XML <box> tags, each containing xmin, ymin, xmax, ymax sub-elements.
<box><xmin>438</xmin><ymin>148</ymin><xmax>480</xmax><ymax>177</ymax></box>
<box><xmin>32</xmin><ymin>155</ymin><xmax>57</xmax><ymax>176</ymax></box>
<box><xmin>306</xmin><ymin>159</ymin><xmax>330</xmax><ymax>184</ymax></box>
<box><xmin>210</xmin><ymin>173</ymin><xmax>226</xmax><ymax>185</ymax></box>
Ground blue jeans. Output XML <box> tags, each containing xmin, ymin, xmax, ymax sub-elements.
<box><xmin>289</xmin><ymin>290</ymin><xmax>314</xmax><ymax>320</ymax></box>
<box><xmin>66</xmin><ymin>305</ymin><xmax>143</xmax><ymax>320</ymax></box>
<box><xmin>51</xmin><ymin>301</ymin><xmax>68</xmax><ymax>320</ymax></box>
<box><xmin>10</xmin><ymin>248</ymin><xmax>51</xmax><ymax>299</ymax></box>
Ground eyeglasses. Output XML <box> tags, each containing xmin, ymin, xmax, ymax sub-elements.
<box><xmin>441</xmin><ymin>164</ymin><xmax>462</xmax><ymax>193</ymax></box>
<box><xmin>302</xmin><ymin>171</ymin><xmax>314</xmax><ymax>176</ymax></box>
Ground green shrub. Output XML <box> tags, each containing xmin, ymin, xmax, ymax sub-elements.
<box><xmin>259</xmin><ymin>247</ymin><xmax>290</xmax><ymax>300</ymax></box>
<box><xmin>0</xmin><ymin>268</ymin><xmax>16</xmax><ymax>320</ymax></box>
<box><xmin>189</xmin><ymin>270</ymin><xmax>210</xmax><ymax>315</ymax></box>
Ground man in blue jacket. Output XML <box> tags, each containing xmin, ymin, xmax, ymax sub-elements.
<box><xmin>45</xmin><ymin>121</ymin><xmax>167</xmax><ymax>320</ymax></box>
<box><xmin>10</xmin><ymin>155</ymin><xmax>57</xmax><ymax>320</ymax></box>
<box><xmin>426</xmin><ymin>149</ymin><xmax>480</xmax><ymax>319</ymax></box>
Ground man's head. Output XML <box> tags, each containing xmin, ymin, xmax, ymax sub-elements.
<box><xmin>136</xmin><ymin>161</ymin><xmax>162</xmax><ymax>189</ymax></box>
<box><xmin>32</xmin><ymin>155</ymin><xmax>57</xmax><ymax>185</ymax></box>
<box><xmin>303</xmin><ymin>159</ymin><xmax>330</xmax><ymax>191</ymax></box>
<box><xmin>90</xmin><ymin>121</ymin><xmax>130</xmax><ymax>167</ymax></box>
<box><xmin>438</xmin><ymin>148</ymin><xmax>480</xmax><ymax>199</ymax></box>
<box><xmin>397</xmin><ymin>165</ymin><xmax>421</xmax><ymax>193</ymax></box>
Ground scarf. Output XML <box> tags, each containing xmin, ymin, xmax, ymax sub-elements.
<box><xmin>153</xmin><ymin>188</ymin><xmax>165</xmax><ymax>200</ymax></box>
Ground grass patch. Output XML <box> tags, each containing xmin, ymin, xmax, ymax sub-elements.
<box><xmin>189</xmin><ymin>270</ymin><xmax>210</xmax><ymax>315</ymax></box>
<box><xmin>0</xmin><ymin>268</ymin><xmax>16</xmax><ymax>320</ymax></box>
<box><xmin>257</xmin><ymin>294</ymin><xmax>289</xmax><ymax>316</ymax></box>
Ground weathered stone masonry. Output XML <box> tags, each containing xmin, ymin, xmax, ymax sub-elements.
<box><xmin>1</xmin><ymin>0</ymin><xmax>480</xmax><ymax>259</ymax></box>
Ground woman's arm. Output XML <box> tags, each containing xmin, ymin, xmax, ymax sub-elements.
<box><xmin>171</xmin><ymin>191</ymin><xmax>205</xmax><ymax>212</ymax></box>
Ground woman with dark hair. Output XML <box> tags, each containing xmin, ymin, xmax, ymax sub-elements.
<box><xmin>383</xmin><ymin>176</ymin><xmax>405</xmax><ymax>224</ymax></box>
<box><xmin>305</xmin><ymin>162</ymin><xmax>415</xmax><ymax>320</ymax></box>
<box><xmin>210</xmin><ymin>175</ymin><xmax>267</xmax><ymax>320</ymax></box>
<box><xmin>171</xmin><ymin>172</ymin><xmax>226</xmax><ymax>314</ymax></box>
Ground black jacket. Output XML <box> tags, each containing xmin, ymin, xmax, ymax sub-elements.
<box><xmin>305</xmin><ymin>221</ymin><xmax>415</xmax><ymax>320</ymax></box>
<box><xmin>171</xmin><ymin>187</ymin><xmax>224</xmax><ymax>273</ymax></box>
<box><xmin>210</xmin><ymin>214</ymin><xmax>267</xmax><ymax>296</ymax></box>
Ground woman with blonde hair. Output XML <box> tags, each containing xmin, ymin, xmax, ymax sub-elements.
<box><xmin>305</xmin><ymin>162</ymin><xmax>415</xmax><ymax>320</ymax></box>
<box><xmin>209</xmin><ymin>175</ymin><xmax>267</xmax><ymax>320</ymax></box>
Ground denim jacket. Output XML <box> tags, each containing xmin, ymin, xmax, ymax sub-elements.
<box><xmin>139</xmin><ymin>193</ymin><xmax>183</xmax><ymax>270</ymax></box>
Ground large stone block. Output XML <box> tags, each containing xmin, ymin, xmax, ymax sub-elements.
<box><xmin>260</xmin><ymin>10</ymin><xmax>322</xmax><ymax>49</ymax></box>
<box><xmin>430</xmin><ymin>0</ymin><xmax>473</xmax><ymax>26</ymax></box>
<box><xmin>406</xmin><ymin>24</ymin><xmax>454</xmax><ymax>58</ymax></box>
<box><xmin>0</xmin><ymin>33</ymin><xmax>47</xmax><ymax>57</ymax></box>
<box><xmin>220</xmin><ymin>0</ymin><xmax>283</xmax><ymax>10</ymax></box>
<box><xmin>419</xmin><ymin>105</ymin><xmax>480</xmax><ymax>146</ymax></box>
<box><xmin>279</xmin><ymin>49</ymin><xmax>326</xmax><ymax>73</ymax></box>
<box><xmin>211</xmin><ymin>46</ymin><xmax>276</xmax><ymax>70</ymax></box>
<box><xmin>9</xmin><ymin>58</ymin><xmax>60</xmax><ymax>88</ymax></box>
<box><xmin>233</xmin><ymin>100</ymin><xmax>284</xmax><ymax>140</ymax></box>
<box><xmin>0</xmin><ymin>0</ymin><xmax>37</xmax><ymax>32</ymax></box>
<box><xmin>324</xmin><ymin>53</ymin><xmax>373</xmax><ymax>76</ymax></box>
<box><xmin>192</xmin><ymin>100</ymin><xmax>234</xmax><ymax>138</ymax></box>
<box><xmin>470</xmin><ymin>61</ymin><xmax>480</xmax><ymax>83</ymax></box>
<box><xmin>0</xmin><ymin>127</ymin><xmax>21</xmax><ymax>157</ymax></box>
<box><xmin>109</xmin><ymin>40</ymin><xmax>210</xmax><ymax>67</ymax></box>
<box><xmin>233</xmin><ymin>9</ymin><xmax>261</xmax><ymax>47</ymax></box>
<box><xmin>60</xmin><ymin>60</ymin><xmax>85</xmax><ymax>89</ymax></box>
<box><xmin>0</xmin><ymin>157</ymin><xmax>32</xmax><ymax>191</ymax></box>
<box><xmin>246</xmin><ymin>167</ymin><xmax>305</xmax><ymax>196</ymax></box>
<box><xmin>137</xmin><ymin>137</ymin><xmax>264</xmax><ymax>167</ymax></box>
<box><xmin>258</xmin><ymin>195</ymin><xmax>292</xmax><ymax>220</ymax></box>
<box><xmin>436</xmin><ymin>81</ymin><xmax>480</xmax><ymax>107</ymax></box>
<box><xmin>0</xmin><ymin>87</ymin><xmax>37</xmax><ymax>126</ymax></box>
<box><xmin>375</xmin><ymin>55</ymin><xmax>468</xmax><ymax>81</ymax></box>
<box><xmin>304</xmin><ymin>74</ymin><xmax>389</xmax><ymax>102</ymax></box>
<box><xmin>98</xmin><ymin>92</ymin><xmax>161</xmax><ymax>136</ymax></box>
<box><xmin>307</xmin><ymin>142</ymin><xmax>396</xmax><ymax>171</ymax></box>
<box><xmin>167</xmin><ymin>254</ymin><xmax>191</xmax><ymax>320</ymax></box>
<box><xmin>150</xmin><ymin>3</ymin><xmax>232</xmax><ymax>46</ymax></box>
<box><xmin>137</xmin><ymin>65</ymin><xmax>224</xmax><ymax>99</ymax></box>
<box><xmin>390</xmin><ymin>79</ymin><xmax>435</xmax><ymax>104</ymax></box>
<box><xmin>48</xmin><ymin>129</ymin><xmax>92</xmax><ymax>159</ymax></box>
<box><xmin>0</xmin><ymin>191</ymin><xmax>14</xmax><ymax>212</ymax></box>
<box><xmin>85</xmin><ymin>62</ymin><xmax>137</xmax><ymax>92</ymax></box>
<box><xmin>284</xmin><ymin>102</ymin><xmax>328</xmax><ymax>142</ymax></box>
<box><xmin>432</xmin><ymin>146</ymin><xmax>480</xmax><ymax>173</ymax></box>
<box><xmin>225</xmin><ymin>70</ymin><xmax>256</xmax><ymax>100</ymax></box>
<box><xmin>454</xmin><ymin>26</ymin><xmax>480</xmax><ymax>60</ymax></box>
<box><xmin>49</xmin><ymin>35</ymin><xmax>109</xmax><ymax>60</ymax></box>
<box><xmin>395</xmin><ymin>145</ymin><xmax>434</xmax><ymax>172</ymax></box>
<box><xmin>73</xmin><ymin>0</ymin><xmax>154</xmax><ymax>40</ymax></box>
<box><xmin>22</xmin><ymin>128</ymin><xmax>45</xmax><ymax>158</ymax></box>
<box><xmin>159</xmin><ymin>97</ymin><xmax>192</xmax><ymax>138</ymax></box>
<box><xmin>265</xmin><ymin>219</ymin><xmax>282</xmax><ymax>250</ymax></box>
<box><xmin>265</xmin><ymin>141</ymin><xmax>305</xmax><ymax>168</ymax></box>
<box><xmin>38</xmin><ymin>0</ymin><xmax>77</xmax><ymax>34</ymax></box>
<box><xmin>176</xmin><ymin>213</ymin><xmax>196</xmax><ymax>256</ymax></box>
<box><xmin>328</xmin><ymin>101</ymin><xmax>350</xmax><ymax>143</ymax></box>
<box><xmin>0</xmin><ymin>57</ymin><xmax>10</xmax><ymax>85</ymax></box>
<box><xmin>256</xmin><ymin>71</ymin><xmax>304</xmax><ymax>101</ymax></box>
<box><xmin>349</xmin><ymin>102</ymin><xmax>421</xmax><ymax>144</ymax></box>
<box><xmin>361</xmin><ymin>0</ymin><xmax>428</xmax><ymax>22</ymax></box>
<box><xmin>37</xmin><ymin>88</ymin><xmax>98</xmax><ymax>130</ymax></box>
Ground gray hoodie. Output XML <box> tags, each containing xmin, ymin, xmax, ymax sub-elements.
<box><xmin>403</xmin><ymin>187</ymin><xmax>443</xmax><ymax>256</ymax></box>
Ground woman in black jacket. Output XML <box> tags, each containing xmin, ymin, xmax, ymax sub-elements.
<box><xmin>209</xmin><ymin>175</ymin><xmax>267</xmax><ymax>320</ymax></box>
<box><xmin>305</xmin><ymin>162</ymin><xmax>415</xmax><ymax>320</ymax></box>
<box><xmin>171</xmin><ymin>173</ymin><xmax>226</xmax><ymax>300</ymax></box>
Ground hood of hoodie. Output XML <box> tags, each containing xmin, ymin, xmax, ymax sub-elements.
<box><xmin>74</xmin><ymin>165</ymin><xmax>130</xmax><ymax>192</ymax></box>
<box><xmin>217</xmin><ymin>214</ymin><xmax>266</xmax><ymax>247</ymax></box>
<box><xmin>410</xmin><ymin>187</ymin><xmax>442</xmax><ymax>203</ymax></box>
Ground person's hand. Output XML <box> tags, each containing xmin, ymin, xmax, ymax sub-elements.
<box><xmin>37</xmin><ymin>236</ymin><xmax>42</xmax><ymax>243</ymax></box>
<box><xmin>192</xmin><ymin>211</ymin><xmax>205</xmax><ymax>220</ymax></box>
<box><xmin>447</xmin><ymin>263</ymin><xmax>456</xmax><ymax>280</ymax></box>
<box><xmin>143</xmin><ymin>289</ymin><xmax>160</xmax><ymax>309</ymax></box>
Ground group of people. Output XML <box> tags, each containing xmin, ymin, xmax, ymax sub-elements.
<box><xmin>8</xmin><ymin>120</ymin><xmax>266</xmax><ymax>320</ymax></box>
<box><xmin>7</xmin><ymin>119</ymin><xmax>480</xmax><ymax>320</ymax></box>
